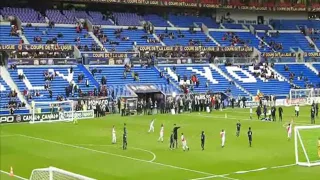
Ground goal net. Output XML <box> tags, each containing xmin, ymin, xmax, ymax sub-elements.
<box><xmin>289</xmin><ymin>88</ymin><xmax>320</xmax><ymax>106</ymax></box>
<box><xmin>295</xmin><ymin>125</ymin><xmax>320</xmax><ymax>167</ymax></box>
<box><xmin>29</xmin><ymin>166</ymin><xmax>96</xmax><ymax>180</ymax></box>
<box><xmin>30</xmin><ymin>100</ymin><xmax>74</xmax><ymax>123</ymax></box>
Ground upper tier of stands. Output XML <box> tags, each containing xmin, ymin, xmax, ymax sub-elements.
<box><xmin>168</xmin><ymin>14</ymin><xmax>219</xmax><ymax>28</ymax></box>
<box><xmin>270</xmin><ymin>20</ymin><xmax>320</xmax><ymax>30</ymax></box>
<box><xmin>101</xmin><ymin>28</ymin><xmax>159</xmax><ymax>52</ymax></box>
<box><xmin>23</xmin><ymin>26</ymin><xmax>95</xmax><ymax>48</ymax></box>
<box><xmin>1</xmin><ymin>7</ymin><xmax>320</xmax><ymax>54</ymax></box>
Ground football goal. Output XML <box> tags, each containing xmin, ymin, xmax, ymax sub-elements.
<box><xmin>30</xmin><ymin>100</ymin><xmax>74</xmax><ymax>123</ymax></box>
<box><xmin>295</xmin><ymin>125</ymin><xmax>320</xmax><ymax>167</ymax></box>
<box><xmin>289</xmin><ymin>88</ymin><xmax>320</xmax><ymax>106</ymax></box>
<box><xmin>29</xmin><ymin>166</ymin><xmax>96</xmax><ymax>180</ymax></box>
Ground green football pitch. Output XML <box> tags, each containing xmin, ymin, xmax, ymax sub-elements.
<box><xmin>1</xmin><ymin>106</ymin><xmax>320</xmax><ymax>180</ymax></box>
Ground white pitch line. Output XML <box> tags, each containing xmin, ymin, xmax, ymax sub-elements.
<box><xmin>75</xmin><ymin>144</ymin><xmax>157</xmax><ymax>162</ymax></box>
<box><xmin>0</xmin><ymin>170</ymin><xmax>28</xmax><ymax>180</ymax></box>
<box><xmin>270</xmin><ymin>164</ymin><xmax>296</xmax><ymax>169</ymax></box>
<box><xmin>15</xmin><ymin>134</ymin><xmax>238</xmax><ymax>180</ymax></box>
<box><xmin>234</xmin><ymin>167</ymin><xmax>267</xmax><ymax>174</ymax></box>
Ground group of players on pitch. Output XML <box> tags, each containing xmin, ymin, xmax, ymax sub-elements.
<box><xmin>110</xmin><ymin>119</ymin><xmax>266</xmax><ymax>151</ymax></box>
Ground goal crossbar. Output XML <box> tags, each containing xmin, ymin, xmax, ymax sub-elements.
<box><xmin>30</xmin><ymin>166</ymin><xmax>96</xmax><ymax>180</ymax></box>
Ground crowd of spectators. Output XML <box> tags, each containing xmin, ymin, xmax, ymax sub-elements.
<box><xmin>222</xmin><ymin>32</ymin><xmax>250</xmax><ymax>46</ymax></box>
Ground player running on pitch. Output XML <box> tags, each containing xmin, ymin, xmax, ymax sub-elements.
<box><xmin>158</xmin><ymin>124</ymin><xmax>164</xmax><ymax>142</ymax></box>
<box><xmin>148</xmin><ymin>119</ymin><xmax>155</xmax><ymax>133</ymax></box>
<box><xmin>181</xmin><ymin>133</ymin><xmax>189</xmax><ymax>151</ymax></box>
<box><xmin>250</xmin><ymin>106</ymin><xmax>253</xmax><ymax>120</ymax></box>
<box><xmin>236</xmin><ymin>120</ymin><xmax>241</xmax><ymax>137</ymax></box>
<box><xmin>112</xmin><ymin>125</ymin><xmax>116</xmax><ymax>144</ymax></box>
<box><xmin>287</xmin><ymin>119</ymin><xmax>293</xmax><ymax>141</ymax></box>
<box><xmin>220</xmin><ymin>129</ymin><xmax>226</xmax><ymax>148</ymax></box>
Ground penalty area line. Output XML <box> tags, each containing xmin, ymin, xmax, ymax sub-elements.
<box><xmin>74</xmin><ymin>144</ymin><xmax>157</xmax><ymax>162</ymax></box>
<box><xmin>15</xmin><ymin>134</ymin><xmax>238</xmax><ymax>180</ymax></box>
<box><xmin>0</xmin><ymin>170</ymin><xmax>28</xmax><ymax>180</ymax></box>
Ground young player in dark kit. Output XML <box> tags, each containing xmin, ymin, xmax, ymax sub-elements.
<box><xmin>278</xmin><ymin>106</ymin><xmax>283</xmax><ymax>122</ymax></box>
<box><xmin>201</xmin><ymin>131</ymin><xmax>205</xmax><ymax>150</ymax></box>
<box><xmin>311</xmin><ymin>106</ymin><xmax>316</xmax><ymax>124</ymax></box>
<box><xmin>123</xmin><ymin>123</ymin><xmax>127</xmax><ymax>150</ymax></box>
<box><xmin>123</xmin><ymin>133</ymin><xmax>127</xmax><ymax>150</ymax></box>
<box><xmin>248</xmin><ymin>127</ymin><xmax>253</xmax><ymax>147</ymax></box>
<box><xmin>172</xmin><ymin>124</ymin><xmax>181</xmax><ymax>148</ymax></box>
<box><xmin>170</xmin><ymin>131</ymin><xmax>175</xmax><ymax>150</ymax></box>
<box><xmin>236</xmin><ymin>120</ymin><xmax>241</xmax><ymax>137</ymax></box>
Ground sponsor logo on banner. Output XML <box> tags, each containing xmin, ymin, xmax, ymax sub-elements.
<box><xmin>0</xmin><ymin>111</ymin><xmax>95</xmax><ymax>124</ymax></box>
<box><xmin>64</xmin><ymin>110</ymin><xmax>94</xmax><ymax>119</ymax></box>
<box><xmin>246</xmin><ymin>101</ymin><xmax>260</xmax><ymax>108</ymax></box>
<box><xmin>0</xmin><ymin>115</ymin><xmax>15</xmax><ymax>123</ymax></box>
<box><xmin>0</xmin><ymin>44</ymin><xmax>74</xmax><ymax>51</ymax></box>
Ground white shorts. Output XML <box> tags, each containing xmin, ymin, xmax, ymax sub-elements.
<box><xmin>182</xmin><ymin>141</ymin><xmax>187</xmax><ymax>146</ymax></box>
<box><xmin>160</xmin><ymin>132</ymin><xmax>164</xmax><ymax>137</ymax></box>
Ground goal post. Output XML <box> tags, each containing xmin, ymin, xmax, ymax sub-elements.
<box><xmin>289</xmin><ymin>88</ymin><xmax>320</xmax><ymax>106</ymax></box>
<box><xmin>31</xmin><ymin>100</ymin><xmax>74</xmax><ymax>124</ymax></box>
<box><xmin>294</xmin><ymin>125</ymin><xmax>320</xmax><ymax>167</ymax></box>
<box><xmin>29</xmin><ymin>166</ymin><xmax>96</xmax><ymax>180</ymax></box>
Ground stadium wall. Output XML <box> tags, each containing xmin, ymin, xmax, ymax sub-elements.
<box><xmin>215</xmin><ymin>9</ymin><xmax>308</xmax><ymax>22</ymax></box>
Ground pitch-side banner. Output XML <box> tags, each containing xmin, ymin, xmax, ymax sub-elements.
<box><xmin>64</xmin><ymin>110</ymin><xmax>94</xmax><ymax>120</ymax></box>
<box><xmin>0</xmin><ymin>112</ymin><xmax>59</xmax><ymax>124</ymax></box>
<box><xmin>0</xmin><ymin>111</ymin><xmax>94</xmax><ymax>124</ymax></box>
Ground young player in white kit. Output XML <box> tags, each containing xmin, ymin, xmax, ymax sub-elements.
<box><xmin>112</xmin><ymin>125</ymin><xmax>116</xmax><ymax>144</ymax></box>
<box><xmin>148</xmin><ymin>119</ymin><xmax>155</xmax><ymax>133</ymax></box>
<box><xmin>250</xmin><ymin>106</ymin><xmax>253</xmax><ymax>120</ymax></box>
<box><xmin>181</xmin><ymin>133</ymin><xmax>189</xmax><ymax>151</ymax></box>
<box><xmin>220</xmin><ymin>129</ymin><xmax>226</xmax><ymax>148</ymax></box>
<box><xmin>158</xmin><ymin>124</ymin><xmax>164</xmax><ymax>142</ymax></box>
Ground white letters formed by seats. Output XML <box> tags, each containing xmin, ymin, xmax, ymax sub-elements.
<box><xmin>226</xmin><ymin>66</ymin><xmax>256</xmax><ymax>83</ymax></box>
<box><xmin>166</xmin><ymin>67</ymin><xmax>178</xmax><ymax>81</ymax></box>
<box><xmin>0</xmin><ymin>83</ymin><xmax>6</xmax><ymax>91</ymax></box>
<box><xmin>19</xmin><ymin>69</ymin><xmax>44</xmax><ymax>90</ymax></box>
<box><xmin>186</xmin><ymin>67</ymin><xmax>218</xmax><ymax>84</ymax></box>
<box><xmin>48</xmin><ymin>69</ymin><xmax>73</xmax><ymax>83</ymax></box>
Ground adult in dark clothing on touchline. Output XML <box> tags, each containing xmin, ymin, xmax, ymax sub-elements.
<box><xmin>173</xmin><ymin>124</ymin><xmax>181</xmax><ymax>148</ymax></box>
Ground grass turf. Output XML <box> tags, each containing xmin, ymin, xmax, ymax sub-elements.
<box><xmin>0</xmin><ymin>106</ymin><xmax>320</xmax><ymax>180</ymax></box>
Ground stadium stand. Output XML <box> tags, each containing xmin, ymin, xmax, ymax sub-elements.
<box><xmin>157</xmin><ymin>29</ymin><xmax>216</xmax><ymax>46</ymax></box>
<box><xmin>114</xmin><ymin>12</ymin><xmax>143</xmax><ymax>26</ymax></box>
<box><xmin>45</xmin><ymin>9</ymin><xmax>75</xmax><ymax>24</ymax></box>
<box><xmin>219</xmin><ymin>65</ymin><xmax>291</xmax><ymax>96</ymax></box>
<box><xmin>22</xmin><ymin>25</ymin><xmax>95</xmax><ymax>50</ymax></box>
<box><xmin>8</xmin><ymin>66</ymin><xmax>96</xmax><ymax>103</ymax></box>
<box><xmin>88</xmin><ymin>65</ymin><xmax>178</xmax><ymax>96</ymax></box>
<box><xmin>0</xmin><ymin>5</ymin><xmax>320</xmax><ymax>115</ymax></box>
<box><xmin>0</xmin><ymin>7</ymin><xmax>46</xmax><ymax>23</ymax></box>
<box><xmin>0</xmin><ymin>25</ymin><xmax>22</xmax><ymax>44</ymax></box>
<box><xmin>101</xmin><ymin>28</ymin><xmax>160</xmax><ymax>52</ymax></box>
<box><xmin>168</xmin><ymin>14</ymin><xmax>219</xmax><ymax>28</ymax></box>
<box><xmin>143</xmin><ymin>14</ymin><xmax>169</xmax><ymax>27</ymax></box>
<box><xmin>274</xmin><ymin>64</ymin><xmax>320</xmax><ymax>88</ymax></box>
<box><xmin>158</xmin><ymin>64</ymin><xmax>248</xmax><ymax>97</ymax></box>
